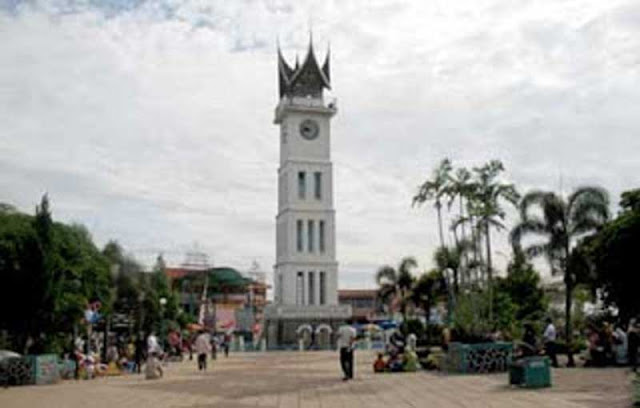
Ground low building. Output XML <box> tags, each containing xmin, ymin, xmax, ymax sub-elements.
<box><xmin>338</xmin><ymin>289</ymin><xmax>382</xmax><ymax>322</ymax></box>
<box><xmin>165</xmin><ymin>264</ymin><xmax>269</xmax><ymax>339</ymax></box>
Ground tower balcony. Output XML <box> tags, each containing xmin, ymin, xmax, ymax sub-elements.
<box><xmin>274</xmin><ymin>96</ymin><xmax>337</xmax><ymax>124</ymax></box>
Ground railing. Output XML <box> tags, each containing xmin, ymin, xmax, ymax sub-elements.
<box><xmin>279</xmin><ymin>96</ymin><xmax>337</xmax><ymax>110</ymax></box>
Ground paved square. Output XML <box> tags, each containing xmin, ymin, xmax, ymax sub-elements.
<box><xmin>0</xmin><ymin>351</ymin><xmax>632</xmax><ymax>408</ymax></box>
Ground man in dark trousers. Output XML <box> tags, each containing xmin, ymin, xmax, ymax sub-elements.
<box><xmin>543</xmin><ymin>318</ymin><xmax>559</xmax><ymax>368</ymax></box>
<box><xmin>628</xmin><ymin>318</ymin><xmax>639</xmax><ymax>372</ymax></box>
<box><xmin>337</xmin><ymin>320</ymin><xmax>357</xmax><ymax>381</ymax></box>
<box><xmin>194</xmin><ymin>330</ymin><xmax>211</xmax><ymax>371</ymax></box>
<box><xmin>134</xmin><ymin>333</ymin><xmax>146</xmax><ymax>374</ymax></box>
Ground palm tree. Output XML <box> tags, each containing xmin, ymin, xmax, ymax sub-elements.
<box><xmin>433</xmin><ymin>239</ymin><xmax>474</xmax><ymax>295</ymax></box>
<box><xmin>375</xmin><ymin>257</ymin><xmax>417</xmax><ymax>321</ymax></box>
<box><xmin>468</xmin><ymin>160</ymin><xmax>520</xmax><ymax>321</ymax></box>
<box><xmin>411</xmin><ymin>269</ymin><xmax>446</xmax><ymax>342</ymax></box>
<box><xmin>510</xmin><ymin>186</ymin><xmax>609</xmax><ymax>367</ymax></box>
<box><xmin>413</xmin><ymin>159</ymin><xmax>453</xmax><ymax>248</ymax></box>
<box><xmin>446</xmin><ymin>167</ymin><xmax>473</xmax><ymax>243</ymax></box>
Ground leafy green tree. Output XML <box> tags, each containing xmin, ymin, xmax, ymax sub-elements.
<box><xmin>619</xmin><ymin>188</ymin><xmax>640</xmax><ymax>213</ymax></box>
<box><xmin>510</xmin><ymin>186</ymin><xmax>609</xmax><ymax>366</ymax></box>
<box><xmin>0</xmin><ymin>196</ymin><xmax>112</xmax><ymax>353</ymax></box>
<box><xmin>413</xmin><ymin>158</ymin><xmax>453</xmax><ymax>248</ymax></box>
<box><xmin>586</xmin><ymin>189</ymin><xmax>640</xmax><ymax>321</ymax></box>
<box><xmin>375</xmin><ymin>257</ymin><xmax>417</xmax><ymax>321</ymax></box>
<box><xmin>501</xmin><ymin>250</ymin><xmax>547</xmax><ymax>322</ymax></box>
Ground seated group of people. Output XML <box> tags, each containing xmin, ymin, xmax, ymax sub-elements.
<box><xmin>373</xmin><ymin>351</ymin><xmax>419</xmax><ymax>373</ymax></box>
<box><xmin>372</xmin><ymin>330</ymin><xmax>420</xmax><ymax>373</ymax></box>
<box><xmin>583</xmin><ymin>321</ymin><xmax>638</xmax><ymax>368</ymax></box>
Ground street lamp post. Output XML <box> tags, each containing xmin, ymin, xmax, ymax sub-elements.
<box><xmin>138</xmin><ymin>292</ymin><xmax>146</xmax><ymax>335</ymax></box>
<box><xmin>159</xmin><ymin>297</ymin><xmax>167</xmax><ymax>350</ymax></box>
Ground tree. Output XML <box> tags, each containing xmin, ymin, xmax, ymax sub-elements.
<box><xmin>413</xmin><ymin>159</ymin><xmax>453</xmax><ymax>248</ymax></box>
<box><xmin>510</xmin><ymin>186</ymin><xmax>609</xmax><ymax>366</ymax></box>
<box><xmin>375</xmin><ymin>257</ymin><xmax>417</xmax><ymax>321</ymax></box>
<box><xmin>433</xmin><ymin>239</ymin><xmax>474</xmax><ymax>295</ymax></box>
<box><xmin>468</xmin><ymin>160</ymin><xmax>520</xmax><ymax>322</ymax></box>
<box><xmin>446</xmin><ymin>168</ymin><xmax>473</xmax><ymax>244</ymax></box>
<box><xmin>503</xmin><ymin>250</ymin><xmax>547</xmax><ymax>322</ymax></box>
<box><xmin>586</xmin><ymin>189</ymin><xmax>640</xmax><ymax>322</ymax></box>
<box><xmin>410</xmin><ymin>269</ymin><xmax>446</xmax><ymax>339</ymax></box>
<box><xmin>445</xmin><ymin>167</ymin><xmax>474</xmax><ymax>286</ymax></box>
<box><xmin>619</xmin><ymin>188</ymin><xmax>640</xmax><ymax>213</ymax></box>
<box><xmin>0</xmin><ymin>196</ymin><xmax>112</xmax><ymax>353</ymax></box>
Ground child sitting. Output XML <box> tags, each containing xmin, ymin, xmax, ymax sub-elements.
<box><xmin>387</xmin><ymin>354</ymin><xmax>404</xmax><ymax>372</ymax></box>
<box><xmin>373</xmin><ymin>353</ymin><xmax>386</xmax><ymax>373</ymax></box>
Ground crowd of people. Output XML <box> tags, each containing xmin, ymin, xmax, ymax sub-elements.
<box><xmin>517</xmin><ymin>317</ymin><xmax>640</xmax><ymax>371</ymax></box>
<box><xmin>64</xmin><ymin>328</ymin><xmax>234</xmax><ymax>380</ymax></box>
<box><xmin>582</xmin><ymin>319</ymin><xmax>639</xmax><ymax>369</ymax></box>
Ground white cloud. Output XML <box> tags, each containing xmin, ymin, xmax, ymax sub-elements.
<box><xmin>1</xmin><ymin>0</ymin><xmax>639</xmax><ymax>290</ymax></box>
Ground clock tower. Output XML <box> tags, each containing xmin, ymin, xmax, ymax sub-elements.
<box><xmin>265</xmin><ymin>38</ymin><xmax>350</xmax><ymax>349</ymax></box>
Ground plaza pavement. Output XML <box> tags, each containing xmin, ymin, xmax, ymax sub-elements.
<box><xmin>0</xmin><ymin>351</ymin><xmax>632</xmax><ymax>408</ymax></box>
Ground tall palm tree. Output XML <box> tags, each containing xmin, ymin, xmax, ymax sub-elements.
<box><xmin>413</xmin><ymin>159</ymin><xmax>453</xmax><ymax>248</ymax></box>
<box><xmin>469</xmin><ymin>160</ymin><xmax>520</xmax><ymax>321</ymax></box>
<box><xmin>375</xmin><ymin>257</ymin><xmax>417</xmax><ymax>321</ymax></box>
<box><xmin>446</xmin><ymin>167</ymin><xmax>473</xmax><ymax>243</ymax></box>
<box><xmin>510</xmin><ymin>186</ymin><xmax>609</xmax><ymax>367</ymax></box>
<box><xmin>446</xmin><ymin>168</ymin><xmax>474</xmax><ymax>287</ymax></box>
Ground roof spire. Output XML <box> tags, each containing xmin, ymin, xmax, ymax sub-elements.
<box><xmin>276</xmin><ymin>31</ymin><xmax>331</xmax><ymax>99</ymax></box>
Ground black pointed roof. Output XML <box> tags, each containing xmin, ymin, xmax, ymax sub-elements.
<box><xmin>277</xmin><ymin>39</ymin><xmax>331</xmax><ymax>99</ymax></box>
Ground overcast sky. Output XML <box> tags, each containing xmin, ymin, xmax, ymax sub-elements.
<box><xmin>1</xmin><ymin>0</ymin><xmax>639</xmax><ymax>289</ymax></box>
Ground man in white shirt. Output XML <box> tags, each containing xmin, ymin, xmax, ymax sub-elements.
<box><xmin>543</xmin><ymin>318</ymin><xmax>558</xmax><ymax>367</ymax></box>
<box><xmin>337</xmin><ymin>320</ymin><xmax>357</xmax><ymax>381</ymax></box>
<box><xmin>194</xmin><ymin>331</ymin><xmax>212</xmax><ymax>371</ymax></box>
<box><xmin>147</xmin><ymin>332</ymin><xmax>160</xmax><ymax>356</ymax></box>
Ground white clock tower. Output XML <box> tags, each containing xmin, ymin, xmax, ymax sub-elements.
<box><xmin>265</xmin><ymin>38</ymin><xmax>350</xmax><ymax>348</ymax></box>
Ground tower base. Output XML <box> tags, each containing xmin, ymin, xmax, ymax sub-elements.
<box><xmin>264</xmin><ymin>304</ymin><xmax>352</xmax><ymax>350</ymax></box>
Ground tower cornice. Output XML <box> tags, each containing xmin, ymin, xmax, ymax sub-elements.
<box><xmin>274</xmin><ymin>97</ymin><xmax>337</xmax><ymax>124</ymax></box>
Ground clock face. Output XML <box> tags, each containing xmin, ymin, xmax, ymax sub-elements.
<box><xmin>299</xmin><ymin>119</ymin><xmax>319</xmax><ymax>140</ymax></box>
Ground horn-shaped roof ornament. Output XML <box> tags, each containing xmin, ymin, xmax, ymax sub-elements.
<box><xmin>277</xmin><ymin>33</ymin><xmax>331</xmax><ymax>99</ymax></box>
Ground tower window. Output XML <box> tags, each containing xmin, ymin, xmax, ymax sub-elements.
<box><xmin>296</xmin><ymin>220</ymin><xmax>303</xmax><ymax>252</ymax></box>
<box><xmin>308</xmin><ymin>271</ymin><xmax>315</xmax><ymax>305</ymax></box>
<box><xmin>319</xmin><ymin>271</ymin><xmax>326</xmax><ymax>305</ymax></box>
<box><xmin>314</xmin><ymin>172</ymin><xmax>322</xmax><ymax>199</ymax></box>
<box><xmin>308</xmin><ymin>220</ymin><xmax>315</xmax><ymax>252</ymax></box>
<box><xmin>297</xmin><ymin>271</ymin><xmax>305</xmax><ymax>305</ymax></box>
<box><xmin>298</xmin><ymin>171</ymin><xmax>306</xmax><ymax>199</ymax></box>
<box><xmin>319</xmin><ymin>220</ymin><xmax>325</xmax><ymax>253</ymax></box>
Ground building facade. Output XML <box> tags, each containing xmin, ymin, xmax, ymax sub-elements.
<box><xmin>338</xmin><ymin>290</ymin><xmax>382</xmax><ymax>322</ymax></box>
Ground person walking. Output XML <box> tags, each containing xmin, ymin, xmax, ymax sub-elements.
<box><xmin>145</xmin><ymin>332</ymin><xmax>163</xmax><ymax>379</ymax></box>
<box><xmin>628</xmin><ymin>318</ymin><xmax>639</xmax><ymax>372</ymax></box>
<box><xmin>543</xmin><ymin>318</ymin><xmax>559</xmax><ymax>368</ymax></box>
<box><xmin>613</xmin><ymin>324</ymin><xmax>628</xmax><ymax>365</ymax></box>
<box><xmin>337</xmin><ymin>320</ymin><xmax>357</xmax><ymax>381</ymax></box>
<box><xmin>194</xmin><ymin>330</ymin><xmax>211</xmax><ymax>371</ymax></box>
<box><xmin>211</xmin><ymin>334</ymin><xmax>218</xmax><ymax>360</ymax></box>
<box><xmin>134</xmin><ymin>334</ymin><xmax>145</xmax><ymax>374</ymax></box>
<box><xmin>223</xmin><ymin>333</ymin><xmax>231</xmax><ymax>358</ymax></box>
